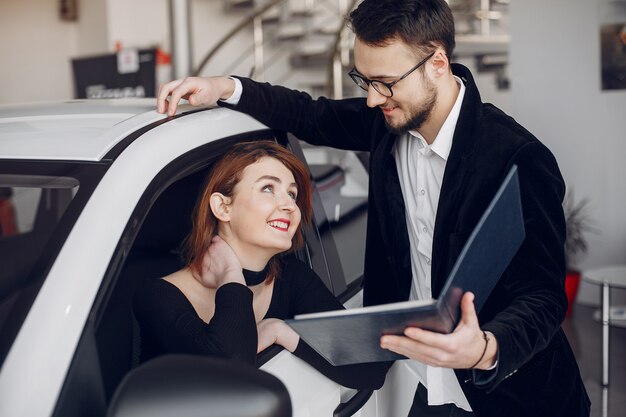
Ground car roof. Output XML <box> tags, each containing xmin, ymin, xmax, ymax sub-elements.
<box><xmin>0</xmin><ymin>99</ymin><xmax>262</xmax><ymax>162</ymax></box>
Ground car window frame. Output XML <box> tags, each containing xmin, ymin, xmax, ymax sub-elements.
<box><xmin>0</xmin><ymin>160</ymin><xmax>108</xmax><ymax>368</ymax></box>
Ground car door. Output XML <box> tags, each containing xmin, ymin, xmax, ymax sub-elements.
<box><xmin>48</xmin><ymin>115</ymin><xmax>369</xmax><ymax>417</ymax></box>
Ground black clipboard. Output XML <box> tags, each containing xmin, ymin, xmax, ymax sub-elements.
<box><xmin>286</xmin><ymin>166</ymin><xmax>525</xmax><ymax>365</ymax></box>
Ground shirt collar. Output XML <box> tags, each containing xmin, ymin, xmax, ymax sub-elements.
<box><xmin>408</xmin><ymin>75</ymin><xmax>465</xmax><ymax>161</ymax></box>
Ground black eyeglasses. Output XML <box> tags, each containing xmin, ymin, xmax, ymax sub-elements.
<box><xmin>348</xmin><ymin>52</ymin><xmax>435</xmax><ymax>98</ymax></box>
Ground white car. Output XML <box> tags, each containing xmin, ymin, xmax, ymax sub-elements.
<box><xmin>0</xmin><ymin>100</ymin><xmax>416</xmax><ymax>417</ymax></box>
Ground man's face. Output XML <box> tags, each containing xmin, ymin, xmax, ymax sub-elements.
<box><xmin>353</xmin><ymin>38</ymin><xmax>437</xmax><ymax>135</ymax></box>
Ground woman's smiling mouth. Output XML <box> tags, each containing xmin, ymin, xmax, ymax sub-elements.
<box><xmin>268</xmin><ymin>219</ymin><xmax>290</xmax><ymax>231</ymax></box>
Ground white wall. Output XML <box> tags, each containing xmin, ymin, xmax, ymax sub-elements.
<box><xmin>0</xmin><ymin>0</ymin><xmax>254</xmax><ymax>105</ymax></box>
<box><xmin>510</xmin><ymin>0</ymin><xmax>626</xmax><ymax>305</ymax></box>
<box><xmin>0</xmin><ymin>0</ymin><xmax>79</xmax><ymax>104</ymax></box>
<box><xmin>106</xmin><ymin>0</ymin><xmax>168</xmax><ymax>51</ymax></box>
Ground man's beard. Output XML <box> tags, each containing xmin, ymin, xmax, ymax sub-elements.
<box><xmin>384</xmin><ymin>83</ymin><xmax>437</xmax><ymax>135</ymax></box>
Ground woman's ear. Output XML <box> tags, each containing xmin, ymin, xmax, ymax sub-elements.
<box><xmin>209</xmin><ymin>192</ymin><xmax>232</xmax><ymax>222</ymax></box>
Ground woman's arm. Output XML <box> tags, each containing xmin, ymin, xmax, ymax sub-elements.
<box><xmin>284</xmin><ymin>259</ymin><xmax>391</xmax><ymax>390</ymax></box>
<box><xmin>133</xmin><ymin>280</ymin><xmax>258</xmax><ymax>365</ymax></box>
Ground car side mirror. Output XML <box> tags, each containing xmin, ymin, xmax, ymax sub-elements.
<box><xmin>107</xmin><ymin>354</ymin><xmax>292</xmax><ymax>417</ymax></box>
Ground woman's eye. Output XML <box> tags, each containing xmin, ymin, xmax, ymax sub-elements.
<box><xmin>262</xmin><ymin>184</ymin><xmax>273</xmax><ymax>193</ymax></box>
<box><xmin>288</xmin><ymin>191</ymin><xmax>297</xmax><ymax>200</ymax></box>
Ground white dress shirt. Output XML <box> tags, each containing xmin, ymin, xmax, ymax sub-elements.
<box><xmin>393</xmin><ymin>76</ymin><xmax>472</xmax><ymax>411</ymax></box>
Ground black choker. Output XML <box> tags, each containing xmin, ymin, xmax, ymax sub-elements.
<box><xmin>242</xmin><ymin>263</ymin><xmax>270</xmax><ymax>286</ymax></box>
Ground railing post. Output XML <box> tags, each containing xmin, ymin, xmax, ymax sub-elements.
<box><xmin>480</xmin><ymin>0</ymin><xmax>491</xmax><ymax>36</ymax></box>
<box><xmin>331</xmin><ymin>0</ymin><xmax>350</xmax><ymax>99</ymax></box>
<box><xmin>169</xmin><ymin>0</ymin><xmax>192</xmax><ymax>79</ymax></box>
<box><xmin>333</xmin><ymin>54</ymin><xmax>343</xmax><ymax>99</ymax></box>
<box><xmin>253</xmin><ymin>15</ymin><xmax>265</xmax><ymax>81</ymax></box>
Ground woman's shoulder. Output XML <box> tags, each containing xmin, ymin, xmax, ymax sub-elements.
<box><xmin>133</xmin><ymin>276</ymin><xmax>190</xmax><ymax>314</ymax></box>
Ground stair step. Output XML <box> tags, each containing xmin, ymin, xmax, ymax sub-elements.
<box><xmin>225</xmin><ymin>0</ymin><xmax>254</xmax><ymax>10</ymax></box>
<box><xmin>276</xmin><ymin>22</ymin><xmax>307</xmax><ymax>41</ymax></box>
<box><xmin>261</xmin><ymin>7</ymin><xmax>281</xmax><ymax>24</ymax></box>
<box><xmin>314</xmin><ymin>22</ymin><xmax>342</xmax><ymax>36</ymax></box>
<box><xmin>289</xmin><ymin>40</ymin><xmax>331</xmax><ymax>67</ymax></box>
<box><xmin>288</xmin><ymin>1</ymin><xmax>315</xmax><ymax>18</ymax></box>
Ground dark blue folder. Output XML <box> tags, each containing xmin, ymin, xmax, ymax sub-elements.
<box><xmin>286</xmin><ymin>166</ymin><xmax>525</xmax><ymax>365</ymax></box>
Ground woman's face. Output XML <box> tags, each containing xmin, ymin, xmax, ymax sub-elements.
<box><xmin>220</xmin><ymin>156</ymin><xmax>302</xmax><ymax>258</ymax></box>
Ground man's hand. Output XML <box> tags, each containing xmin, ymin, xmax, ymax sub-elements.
<box><xmin>157</xmin><ymin>76</ymin><xmax>236</xmax><ymax>116</ymax></box>
<box><xmin>257</xmin><ymin>318</ymin><xmax>300</xmax><ymax>353</ymax></box>
<box><xmin>197</xmin><ymin>235</ymin><xmax>245</xmax><ymax>288</ymax></box>
<box><xmin>380</xmin><ymin>292</ymin><xmax>498</xmax><ymax>370</ymax></box>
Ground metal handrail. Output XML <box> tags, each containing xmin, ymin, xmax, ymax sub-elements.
<box><xmin>192</xmin><ymin>0</ymin><xmax>287</xmax><ymax>77</ymax></box>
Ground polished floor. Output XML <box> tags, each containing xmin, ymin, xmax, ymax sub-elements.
<box><xmin>563</xmin><ymin>304</ymin><xmax>626</xmax><ymax>417</ymax></box>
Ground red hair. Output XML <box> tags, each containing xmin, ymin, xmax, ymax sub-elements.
<box><xmin>184</xmin><ymin>141</ymin><xmax>313</xmax><ymax>281</ymax></box>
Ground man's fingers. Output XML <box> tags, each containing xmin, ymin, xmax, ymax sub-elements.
<box><xmin>157</xmin><ymin>78</ymin><xmax>192</xmax><ymax>115</ymax></box>
<box><xmin>380</xmin><ymin>335</ymin><xmax>445</xmax><ymax>365</ymax></box>
<box><xmin>157</xmin><ymin>79</ymin><xmax>184</xmax><ymax>114</ymax></box>
<box><xmin>404</xmin><ymin>326</ymin><xmax>440</xmax><ymax>345</ymax></box>
<box><xmin>166</xmin><ymin>79</ymin><xmax>192</xmax><ymax>116</ymax></box>
<box><xmin>459</xmin><ymin>292</ymin><xmax>479</xmax><ymax>327</ymax></box>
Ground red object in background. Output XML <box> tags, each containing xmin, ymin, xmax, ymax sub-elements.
<box><xmin>0</xmin><ymin>198</ymin><xmax>17</xmax><ymax>237</ymax></box>
<box><xmin>156</xmin><ymin>48</ymin><xmax>171</xmax><ymax>65</ymax></box>
<box><xmin>565</xmin><ymin>271</ymin><xmax>581</xmax><ymax>318</ymax></box>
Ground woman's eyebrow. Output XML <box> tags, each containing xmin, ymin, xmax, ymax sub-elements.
<box><xmin>255</xmin><ymin>175</ymin><xmax>297</xmax><ymax>188</ymax></box>
<box><xmin>255</xmin><ymin>175</ymin><xmax>281</xmax><ymax>183</ymax></box>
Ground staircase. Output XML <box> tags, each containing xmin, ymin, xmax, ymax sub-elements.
<box><xmin>188</xmin><ymin>0</ymin><xmax>511</xmax><ymax>99</ymax></box>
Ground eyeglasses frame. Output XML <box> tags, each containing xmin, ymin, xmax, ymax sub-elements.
<box><xmin>348</xmin><ymin>51</ymin><xmax>436</xmax><ymax>98</ymax></box>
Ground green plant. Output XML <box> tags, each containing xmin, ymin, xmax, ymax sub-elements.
<box><xmin>563</xmin><ymin>191</ymin><xmax>594</xmax><ymax>272</ymax></box>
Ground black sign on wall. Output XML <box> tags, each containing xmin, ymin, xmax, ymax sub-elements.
<box><xmin>72</xmin><ymin>48</ymin><xmax>156</xmax><ymax>99</ymax></box>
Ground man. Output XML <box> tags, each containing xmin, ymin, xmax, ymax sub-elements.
<box><xmin>157</xmin><ymin>1</ymin><xmax>590</xmax><ymax>416</ymax></box>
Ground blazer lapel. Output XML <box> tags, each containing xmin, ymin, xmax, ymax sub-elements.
<box><xmin>431</xmin><ymin>65</ymin><xmax>481</xmax><ymax>296</ymax></box>
<box><xmin>371</xmin><ymin>131</ymin><xmax>413</xmax><ymax>298</ymax></box>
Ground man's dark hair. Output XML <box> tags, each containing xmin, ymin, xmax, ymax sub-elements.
<box><xmin>348</xmin><ymin>0</ymin><xmax>455</xmax><ymax>58</ymax></box>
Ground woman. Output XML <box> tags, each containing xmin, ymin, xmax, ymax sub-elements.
<box><xmin>133</xmin><ymin>140</ymin><xmax>388</xmax><ymax>390</ymax></box>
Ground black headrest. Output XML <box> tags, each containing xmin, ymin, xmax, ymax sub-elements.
<box><xmin>131</xmin><ymin>169</ymin><xmax>208</xmax><ymax>254</ymax></box>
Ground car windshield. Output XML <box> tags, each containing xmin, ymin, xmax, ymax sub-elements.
<box><xmin>0</xmin><ymin>161</ymin><xmax>107</xmax><ymax>366</ymax></box>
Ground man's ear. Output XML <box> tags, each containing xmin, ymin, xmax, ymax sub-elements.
<box><xmin>430</xmin><ymin>49</ymin><xmax>449</xmax><ymax>77</ymax></box>
<box><xmin>209</xmin><ymin>192</ymin><xmax>232</xmax><ymax>222</ymax></box>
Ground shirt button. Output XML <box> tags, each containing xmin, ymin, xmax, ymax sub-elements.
<box><xmin>420</xmin><ymin>189</ymin><xmax>425</xmax><ymax>195</ymax></box>
<box><xmin>422</xmin><ymin>227</ymin><xmax>427</xmax><ymax>233</ymax></box>
<box><xmin>426</xmin><ymin>257</ymin><xmax>432</xmax><ymax>265</ymax></box>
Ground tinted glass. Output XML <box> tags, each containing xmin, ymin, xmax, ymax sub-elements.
<box><xmin>0</xmin><ymin>162</ymin><xmax>106</xmax><ymax>366</ymax></box>
<box><xmin>300</xmin><ymin>145</ymin><xmax>369</xmax><ymax>290</ymax></box>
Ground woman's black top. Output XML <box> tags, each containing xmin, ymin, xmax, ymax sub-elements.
<box><xmin>133</xmin><ymin>257</ymin><xmax>389</xmax><ymax>390</ymax></box>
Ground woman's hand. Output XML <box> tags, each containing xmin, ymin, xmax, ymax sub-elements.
<box><xmin>257</xmin><ymin>319</ymin><xmax>300</xmax><ymax>353</ymax></box>
<box><xmin>198</xmin><ymin>235</ymin><xmax>245</xmax><ymax>288</ymax></box>
<box><xmin>157</xmin><ymin>76</ymin><xmax>235</xmax><ymax>116</ymax></box>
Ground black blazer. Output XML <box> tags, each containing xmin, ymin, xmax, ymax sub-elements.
<box><xmin>225</xmin><ymin>64</ymin><xmax>590</xmax><ymax>417</ymax></box>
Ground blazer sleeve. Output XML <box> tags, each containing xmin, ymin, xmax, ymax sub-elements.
<box><xmin>133</xmin><ymin>280</ymin><xmax>258</xmax><ymax>365</ymax></box>
<box><xmin>285</xmin><ymin>260</ymin><xmax>390</xmax><ymax>390</ymax></box>
<box><xmin>478</xmin><ymin>141</ymin><xmax>567</xmax><ymax>390</ymax></box>
<box><xmin>218</xmin><ymin>76</ymin><xmax>377</xmax><ymax>152</ymax></box>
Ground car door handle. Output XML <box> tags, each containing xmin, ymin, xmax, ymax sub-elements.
<box><xmin>333</xmin><ymin>389</ymin><xmax>373</xmax><ymax>417</ymax></box>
